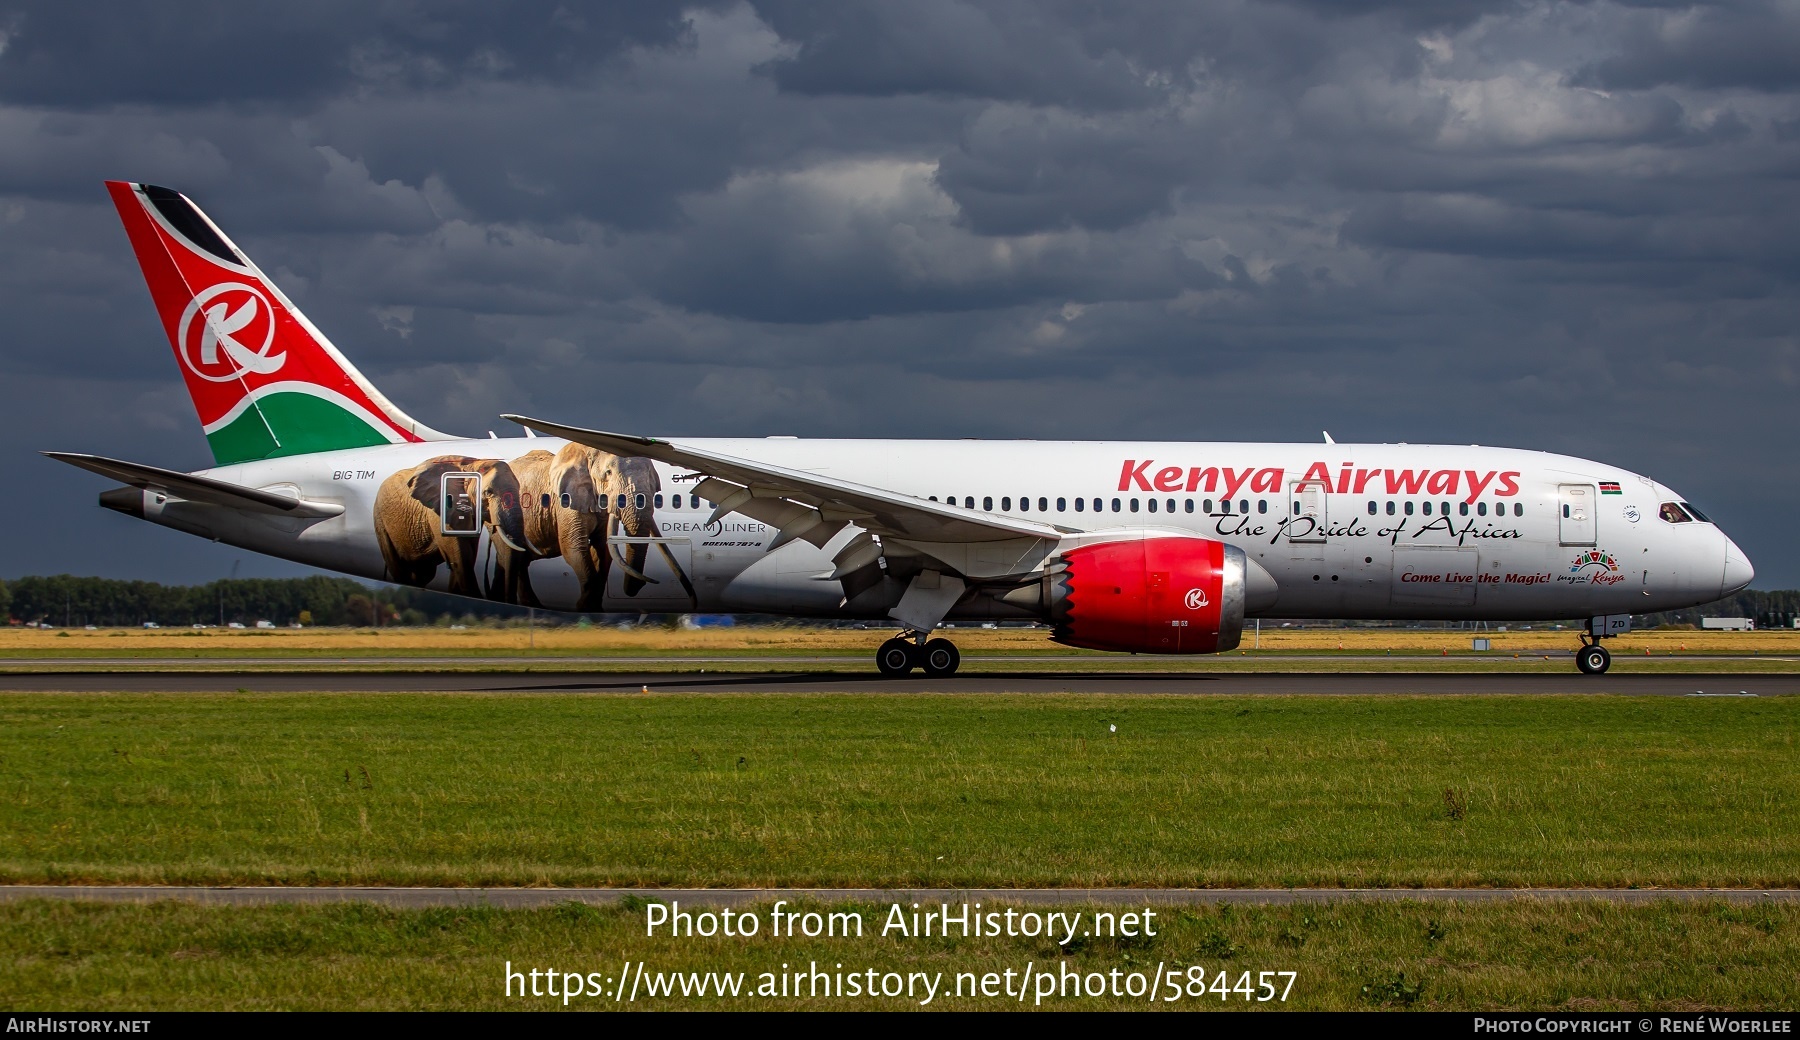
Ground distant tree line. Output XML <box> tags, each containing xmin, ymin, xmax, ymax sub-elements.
<box><xmin>1638</xmin><ymin>588</ymin><xmax>1800</xmax><ymax>629</ymax></box>
<box><xmin>4</xmin><ymin>574</ymin><xmax>532</xmax><ymax>628</ymax></box>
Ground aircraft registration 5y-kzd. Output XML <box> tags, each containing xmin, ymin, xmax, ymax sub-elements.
<box><xmin>48</xmin><ymin>183</ymin><xmax>1756</xmax><ymax>676</ymax></box>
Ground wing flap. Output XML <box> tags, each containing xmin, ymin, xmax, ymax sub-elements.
<box><xmin>44</xmin><ymin>452</ymin><xmax>344</xmax><ymax>518</ymax></box>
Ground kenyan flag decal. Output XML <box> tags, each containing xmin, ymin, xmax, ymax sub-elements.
<box><xmin>107</xmin><ymin>182</ymin><xmax>446</xmax><ymax>466</ymax></box>
<box><xmin>1599</xmin><ymin>481</ymin><xmax>1622</xmax><ymax>495</ymax></box>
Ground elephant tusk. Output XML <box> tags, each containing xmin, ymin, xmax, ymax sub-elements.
<box><xmin>658</xmin><ymin>540</ymin><xmax>698</xmax><ymax>603</ymax></box>
<box><xmin>494</xmin><ymin>526</ymin><xmax>529</xmax><ymax>553</ymax></box>
<box><xmin>609</xmin><ymin>541</ymin><xmax>657</xmax><ymax>585</ymax></box>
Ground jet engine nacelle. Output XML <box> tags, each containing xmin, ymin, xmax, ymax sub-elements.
<box><xmin>1047</xmin><ymin>535</ymin><xmax>1247</xmax><ymax>654</ymax></box>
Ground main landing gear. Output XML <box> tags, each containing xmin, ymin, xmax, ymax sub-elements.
<box><xmin>876</xmin><ymin>634</ymin><xmax>961</xmax><ymax>678</ymax></box>
<box><xmin>1576</xmin><ymin>637</ymin><xmax>1612</xmax><ymax>675</ymax></box>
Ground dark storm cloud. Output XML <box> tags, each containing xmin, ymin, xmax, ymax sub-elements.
<box><xmin>0</xmin><ymin>1</ymin><xmax>699</xmax><ymax>107</ymax></box>
<box><xmin>1576</xmin><ymin>2</ymin><xmax>1800</xmax><ymax>92</ymax></box>
<box><xmin>753</xmin><ymin>0</ymin><xmax>1157</xmax><ymax>109</ymax></box>
<box><xmin>1</xmin><ymin>0</ymin><xmax>1798</xmax><ymax>587</ymax></box>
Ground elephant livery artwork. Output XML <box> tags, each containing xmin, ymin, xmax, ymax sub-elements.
<box><xmin>373</xmin><ymin>446</ymin><xmax>696</xmax><ymax>611</ymax></box>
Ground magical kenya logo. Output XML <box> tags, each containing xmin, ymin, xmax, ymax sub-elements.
<box><xmin>1564</xmin><ymin>549</ymin><xmax>1627</xmax><ymax>585</ymax></box>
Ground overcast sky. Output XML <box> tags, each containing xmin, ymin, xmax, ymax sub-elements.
<box><xmin>1</xmin><ymin>0</ymin><xmax>1796</xmax><ymax>588</ymax></box>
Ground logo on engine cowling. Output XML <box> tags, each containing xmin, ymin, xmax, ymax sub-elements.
<box><xmin>1184</xmin><ymin>588</ymin><xmax>1209</xmax><ymax>610</ymax></box>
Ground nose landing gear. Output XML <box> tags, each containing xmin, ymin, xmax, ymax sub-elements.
<box><xmin>1575</xmin><ymin>614</ymin><xmax>1630</xmax><ymax>674</ymax></box>
<box><xmin>874</xmin><ymin>634</ymin><xmax>961</xmax><ymax>677</ymax></box>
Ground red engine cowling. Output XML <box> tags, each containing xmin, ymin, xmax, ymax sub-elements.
<box><xmin>1048</xmin><ymin>536</ymin><xmax>1247</xmax><ymax>654</ymax></box>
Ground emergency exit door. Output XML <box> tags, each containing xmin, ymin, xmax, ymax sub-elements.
<box><xmin>1288</xmin><ymin>480</ymin><xmax>1328</xmax><ymax>543</ymax></box>
<box><xmin>1558</xmin><ymin>484</ymin><xmax>1596</xmax><ymax>546</ymax></box>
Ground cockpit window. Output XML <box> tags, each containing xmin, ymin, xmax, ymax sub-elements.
<box><xmin>1680</xmin><ymin>502</ymin><xmax>1711</xmax><ymax>523</ymax></box>
<box><xmin>1659</xmin><ymin>502</ymin><xmax>1693</xmax><ymax>524</ymax></box>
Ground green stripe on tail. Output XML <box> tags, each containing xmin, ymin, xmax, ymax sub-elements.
<box><xmin>206</xmin><ymin>391</ymin><xmax>394</xmax><ymax>464</ymax></box>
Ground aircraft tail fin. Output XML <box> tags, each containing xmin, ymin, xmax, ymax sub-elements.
<box><xmin>105</xmin><ymin>181</ymin><xmax>455</xmax><ymax>466</ymax></box>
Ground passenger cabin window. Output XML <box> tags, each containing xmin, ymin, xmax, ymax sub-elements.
<box><xmin>1204</xmin><ymin>499</ymin><xmax>1214</xmax><ymax>513</ymax></box>
<box><xmin>983</xmin><ymin>496</ymin><xmax>993</xmax><ymax>511</ymax></box>
<box><xmin>1367</xmin><ymin>501</ymin><xmax>1377</xmax><ymax>515</ymax></box>
<box><xmin>1001</xmin><ymin>497</ymin><xmax>1011</xmax><ymax>511</ymax></box>
<box><xmin>1386</xmin><ymin>501</ymin><xmax>1395</xmax><ymax>516</ymax></box>
<box><xmin>617</xmin><ymin>494</ymin><xmax>628</xmax><ymax>510</ymax></box>
<box><xmin>1404</xmin><ymin>501</ymin><xmax>1414</xmax><ymax>515</ymax></box>
<box><xmin>1514</xmin><ymin>503</ymin><xmax>1524</xmax><ymax>517</ymax></box>
<box><xmin>634</xmin><ymin>493</ymin><xmax>646</xmax><ymax>510</ymax></box>
<box><xmin>1257</xmin><ymin>499</ymin><xmax>1267</xmax><ymax>514</ymax></box>
<box><xmin>1659</xmin><ymin>502</ymin><xmax>1693</xmax><ymax>524</ymax></box>
<box><xmin>1221</xmin><ymin>499</ymin><xmax>1232</xmax><ymax>514</ymax></box>
<box><xmin>1422</xmin><ymin>502</ymin><xmax>1431</xmax><ymax>515</ymax></box>
<box><xmin>1460</xmin><ymin>502</ymin><xmax>1469</xmax><ymax>516</ymax></box>
<box><xmin>1074</xmin><ymin>498</ymin><xmax>1084</xmax><ymax>512</ymax></box>
<box><xmin>1238</xmin><ymin>499</ymin><xmax>1249</xmax><ymax>514</ymax></box>
<box><xmin>1057</xmin><ymin>497</ymin><xmax>1066</xmax><ymax>511</ymax></box>
<box><xmin>1184</xmin><ymin>499</ymin><xmax>1194</xmax><ymax>513</ymax></box>
<box><xmin>654</xmin><ymin>494</ymin><xmax>664</xmax><ymax>508</ymax></box>
<box><xmin>1039</xmin><ymin>497</ymin><xmax>1049</xmax><ymax>511</ymax></box>
<box><xmin>1113</xmin><ymin>498</ymin><xmax>1122</xmax><ymax>512</ymax></box>
<box><xmin>1477</xmin><ymin>502</ymin><xmax>1487</xmax><ymax>516</ymax></box>
<box><xmin>964</xmin><ymin>497</ymin><xmax>975</xmax><ymax>509</ymax></box>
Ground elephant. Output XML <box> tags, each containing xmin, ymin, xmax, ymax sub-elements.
<box><xmin>505</xmin><ymin>444</ymin><xmax>695</xmax><ymax>610</ymax></box>
<box><xmin>598</xmin><ymin>452</ymin><xmax>696</xmax><ymax>603</ymax></box>
<box><xmin>374</xmin><ymin>455</ymin><xmax>529</xmax><ymax>598</ymax></box>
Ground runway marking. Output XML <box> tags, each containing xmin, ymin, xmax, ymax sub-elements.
<box><xmin>4</xmin><ymin>886</ymin><xmax>1796</xmax><ymax>907</ymax></box>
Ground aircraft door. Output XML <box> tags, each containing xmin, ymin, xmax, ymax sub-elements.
<box><xmin>1288</xmin><ymin>480</ymin><xmax>1328</xmax><ymax>543</ymax></box>
<box><xmin>1558</xmin><ymin>484</ymin><xmax>1596</xmax><ymax>547</ymax></box>
<box><xmin>440</xmin><ymin>472</ymin><xmax>481</xmax><ymax>536</ymax></box>
<box><xmin>604</xmin><ymin>536</ymin><xmax>696</xmax><ymax>612</ymax></box>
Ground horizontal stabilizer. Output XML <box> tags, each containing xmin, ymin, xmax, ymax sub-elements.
<box><xmin>43</xmin><ymin>452</ymin><xmax>344</xmax><ymax>518</ymax></box>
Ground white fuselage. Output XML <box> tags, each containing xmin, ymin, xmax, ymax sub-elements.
<box><xmin>134</xmin><ymin>437</ymin><xmax>1751</xmax><ymax>623</ymax></box>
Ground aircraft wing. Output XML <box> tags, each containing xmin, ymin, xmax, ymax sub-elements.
<box><xmin>43</xmin><ymin>452</ymin><xmax>345</xmax><ymax>518</ymax></box>
<box><xmin>502</xmin><ymin>415</ymin><xmax>1065</xmax><ymax>545</ymax></box>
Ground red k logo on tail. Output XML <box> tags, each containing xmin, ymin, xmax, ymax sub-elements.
<box><xmin>179</xmin><ymin>282</ymin><xmax>284</xmax><ymax>381</ymax></box>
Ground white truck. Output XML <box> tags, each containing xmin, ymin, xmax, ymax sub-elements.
<box><xmin>1700</xmin><ymin>617</ymin><xmax>1754</xmax><ymax>631</ymax></box>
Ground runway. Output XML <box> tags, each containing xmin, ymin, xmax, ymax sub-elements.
<box><xmin>3</xmin><ymin>885</ymin><xmax>1796</xmax><ymax>907</ymax></box>
<box><xmin>7</xmin><ymin>653</ymin><xmax>1795</xmax><ymax>668</ymax></box>
<box><xmin>0</xmin><ymin>669</ymin><xmax>1792</xmax><ymax>695</ymax></box>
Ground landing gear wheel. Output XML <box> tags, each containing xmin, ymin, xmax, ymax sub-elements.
<box><xmin>921</xmin><ymin>638</ymin><xmax>960</xmax><ymax>677</ymax></box>
<box><xmin>1577</xmin><ymin>644</ymin><xmax>1611</xmax><ymax>675</ymax></box>
<box><xmin>876</xmin><ymin>638</ymin><xmax>917</xmax><ymax>677</ymax></box>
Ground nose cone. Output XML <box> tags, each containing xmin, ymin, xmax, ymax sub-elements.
<box><xmin>1721</xmin><ymin>535</ymin><xmax>1755</xmax><ymax>597</ymax></box>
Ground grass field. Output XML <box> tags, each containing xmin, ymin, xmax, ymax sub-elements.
<box><xmin>4</xmin><ymin>692</ymin><xmax>1795</xmax><ymax>888</ymax></box>
<box><xmin>6</xmin><ymin>898</ymin><xmax>1797</xmax><ymax>1010</ymax></box>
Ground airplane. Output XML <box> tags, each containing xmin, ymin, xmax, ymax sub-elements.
<box><xmin>46</xmin><ymin>182</ymin><xmax>1756</xmax><ymax>676</ymax></box>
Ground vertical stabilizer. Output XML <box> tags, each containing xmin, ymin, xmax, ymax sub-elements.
<box><xmin>105</xmin><ymin>181</ymin><xmax>455</xmax><ymax>465</ymax></box>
